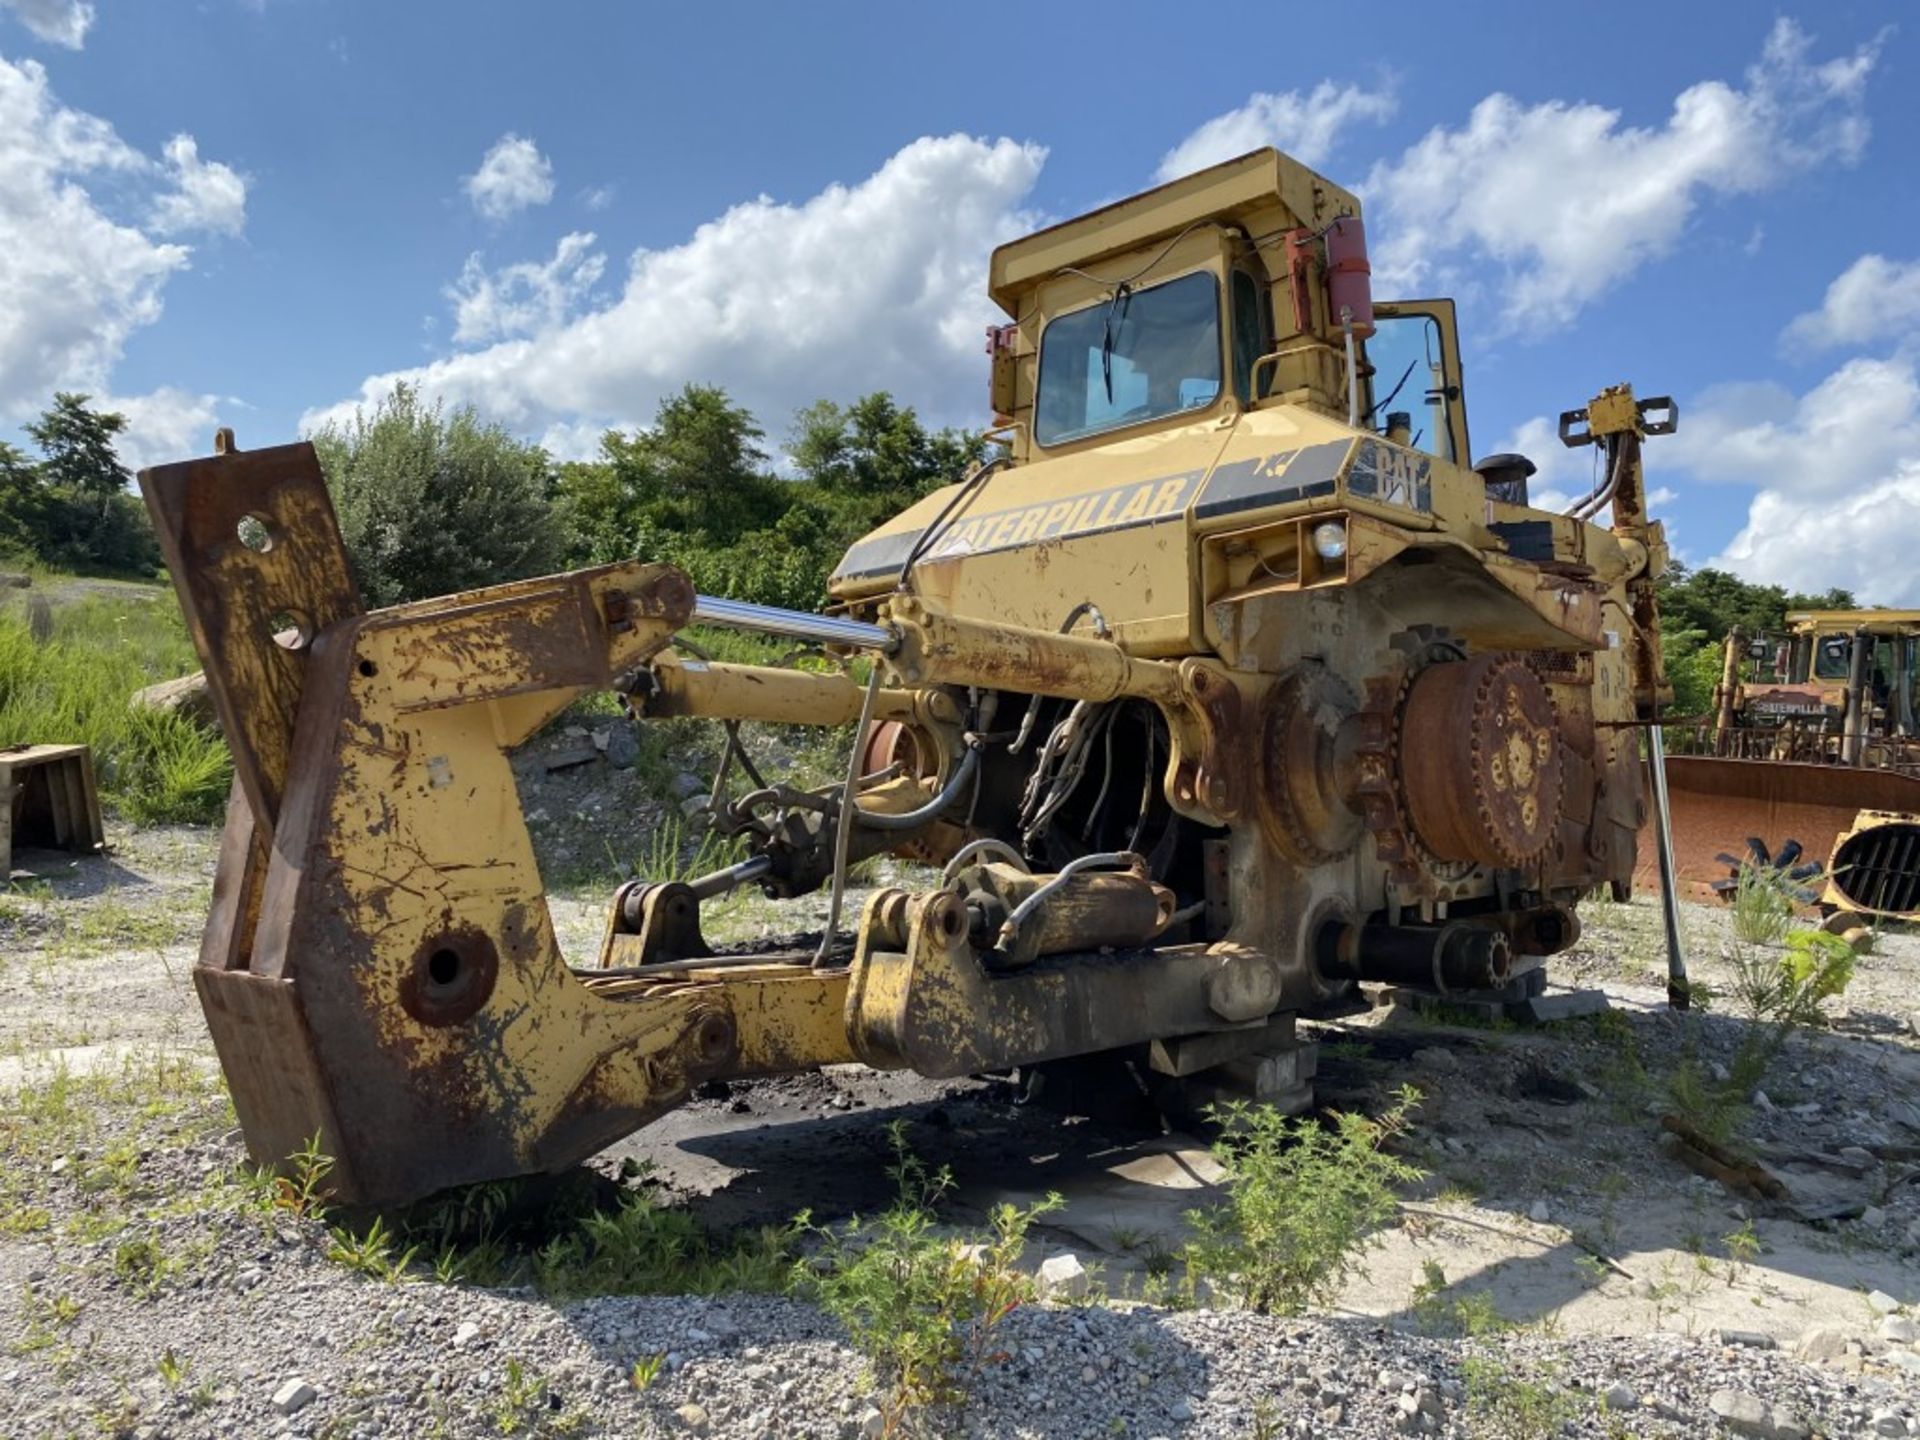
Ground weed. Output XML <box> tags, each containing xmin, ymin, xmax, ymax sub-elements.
<box><xmin>275</xmin><ymin>1133</ymin><xmax>335</xmax><ymax>1220</ymax></box>
<box><xmin>111</xmin><ymin>1235</ymin><xmax>177</xmax><ymax>1296</ymax></box>
<box><xmin>1727</xmin><ymin>862</ymin><xmax>1795</xmax><ymax>945</ymax></box>
<box><xmin>1409</xmin><ymin>1261</ymin><xmax>1511</xmax><ymax>1337</ymax></box>
<box><xmin>634</xmin><ymin>814</ymin><xmax>744</xmax><ymax>884</ymax></box>
<box><xmin>1723</xmin><ymin>1218</ymin><xmax>1762</xmax><ymax>1285</ymax></box>
<box><xmin>1184</xmin><ymin>1086</ymin><xmax>1424</xmax><ymax>1315</ymax></box>
<box><xmin>1726</xmin><ymin>929</ymin><xmax>1854</xmax><ymax>1028</ymax></box>
<box><xmin>157</xmin><ymin>1348</ymin><xmax>188</xmax><ymax>1388</ymax></box>
<box><xmin>13</xmin><ymin>1285</ymin><xmax>83</xmax><ymax>1354</ymax></box>
<box><xmin>630</xmin><ymin>1353</ymin><xmax>664</xmax><ymax>1391</ymax></box>
<box><xmin>1460</xmin><ymin>1354</ymin><xmax>1579</xmax><ymax>1439</ymax></box>
<box><xmin>491</xmin><ymin>1358</ymin><xmax>546</xmax><ymax>1435</ymax></box>
<box><xmin>534</xmin><ymin>1188</ymin><xmax>796</xmax><ymax>1299</ymax></box>
<box><xmin>800</xmin><ymin>1121</ymin><xmax>1062</xmax><ymax>1435</ymax></box>
<box><xmin>327</xmin><ymin>1215</ymin><xmax>420</xmax><ymax>1283</ymax></box>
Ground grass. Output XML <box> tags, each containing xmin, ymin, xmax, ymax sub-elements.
<box><xmin>0</xmin><ymin>586</ymin><xmax>229</xmax><ymax>824</ymax></box>
<box><xmin>1183</xmin><ymin>1086</ymin><xmax>1424</xmax><ymax>1315</ymax></box>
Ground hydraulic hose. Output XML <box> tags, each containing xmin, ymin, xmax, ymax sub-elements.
<box><xmin>851</xmin><ymin>745</ymin><xmax>981</xmax><ymax>830</ymax></box>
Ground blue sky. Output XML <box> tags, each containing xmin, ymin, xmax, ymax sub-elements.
<box><xmin>3</xmin><ymin>1</ymin><xmax>1917</xmax><ymax>600</ymax></box>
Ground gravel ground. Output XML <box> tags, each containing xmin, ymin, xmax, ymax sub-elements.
<box><xmin>4</xmin><ymin>1109</ymin><xmax>1916</xmax><ymax>1440</ymax></box>
<box><xmin>5</xmin><ymin>816</ymin><xmax>1920</xmax><ymax>1438</ymax></box>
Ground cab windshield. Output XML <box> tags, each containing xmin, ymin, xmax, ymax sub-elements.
<box><xmin>1035</xmin><ymin>271</ymin><xmax>1221</xmax><ymax>446</ymax></box>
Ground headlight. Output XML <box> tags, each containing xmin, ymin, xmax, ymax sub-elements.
<box><xmin>1311</xmin><ymin>520</ymin><xmax>1348</xmax><ymax>560</ymax></box>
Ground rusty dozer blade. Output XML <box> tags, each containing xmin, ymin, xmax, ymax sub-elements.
<box><xmin>1636</xmin><ymin>754</ymin><xmax>1920</xmax><ymax>910</ymax></box>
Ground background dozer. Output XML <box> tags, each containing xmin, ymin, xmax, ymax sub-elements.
<box><xmin>142</xmin><ymin>147</ymin><xmax>1677</xmax><ymax>1206</ymax></box>
<box><xmin>1644</xmin><ymin>610</ymin><xmax>1920</xmax><ymax>921</ymax></box>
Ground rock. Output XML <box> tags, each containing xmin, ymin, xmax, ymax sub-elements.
<box><xmin>1036</xmin><ymin>1253</ymin><xmax>1089</xmax><ymax>1301</ymax></box>
<box><xmin>451</xmin><ymin>1320</ymin><xmax>480</xmax><ymax>1348</ymax></box>
<box><xmin>544</xmin><ymin>744</ymin><xmax>599</xmax><ymax>772</ymax></box>
<box><xmin>1881</xmin><ymin>1315</ymin><xmax>1919</xmax><ymax>1344</ymax></box>
<box><xmin>0</xmin><ymin>572</ymin><xmax>29</xmax><ymax>587</ymax></box>
<box><xmin>130</xmin><ymin>672</ymin><xmax>217</xmax><ymax>726</ymax></box>
<box><xmin>669</xmin><ymin>770</ymin><xmax>706</xmax><ymax>799</ymax></box>
<box><xmin>1839</xmin><ymin>1145</ymin><xmax>1878</xmax><ymax>1169</ymax></box>
<box><xmin>1881</xmin><ymin>1351</ymin><xmax>1920</xmax><ymax>1390</ymax></box>
<box><xmin>1861</xmin><ymin>1206</ymin><xmax>1889</xmax><ymax>1228</ymax></box>
<box><xmin>1717</xmin><ymin>1329</ymin><xmax>1776</xmax><ymax>1349</ymax></box>
<box><xmin>1528</xmin><ymin>1200</ymin><xmax>1552</xmax><ymax>1223</ymax></box>
<box><xmin>1794</xmin><ymin>1325</ymin><xmax>1851</xmax><ymax>1363</ymax></box>
<box><xmin>1868</xmin><ymin>1290</ymin><xmax>1904</xmax><ymax>1315</ymax></box>
<box><xmin>1708</xmin><ymin>1389</ymin><xmax>1807</xmax><ymax>1438</ymax></box>
<box><xmin>272</xmin><ymin>1379</ymin><xmax>317</xmax><ymax>1415</ymax></box>
<box><xmin>673</xmin><ymin>1402</ymin><xmax>710</xmax><ymax>1434</ymax></box>
<box><xmin>1603</xmin><ymin>1383</ymin><xmax>1637</xmax><ymax>1411</ymax></box>
<box><xmin>1168</xmin><ymin>1399</ymin><xmax>1193</xmax><ymax>1422</ymax></box>
<box><xmin>605</xmin><ymin>728</ymin><xmax>641</xmax><ymax>769</ymax></box>
<box><xmin>856</xmin><ymin>1405</ymin><xmax>885</xmax><ymax>1439</ymax></box>
<box><xmin>1868</xmin><ymin>1412</ymin><xmax>1906</xmax><ymax>1437</ymax></box>
<box><xmin>1752</xmin><ymin>1090</ymin><xmax>1774</xmax><ymax>1112</ymax></box>
<box><xmin>1411</xmin><ymin>1047</ymin><xmax>1458</xmax><ymax>1072</ymax></box>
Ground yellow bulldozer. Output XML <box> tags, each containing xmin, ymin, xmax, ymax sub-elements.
<box><xmin>141</xmin><ymin>148</ymin><xmax>1680</xmax><ymax>1206</ymax></box>
<box><xmin>1648</xmin><ymin>610</ymin><xmax>1920</xmax><ymax>921</ymax></box>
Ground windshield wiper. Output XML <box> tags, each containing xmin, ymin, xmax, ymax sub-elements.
<box><xmin>1100</xmin><ymin>283</ymin><xmax>1133</xmax><ymax>404</ymax></box>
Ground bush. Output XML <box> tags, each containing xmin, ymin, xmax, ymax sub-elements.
<box><xmin>315</xmin><ymin>382</ymin><xmax>562</xmax><ymax>607</ymax></box>
<box><xmin>1184</xmin><ymin>1086</ymin><xmax>1424</xmax><ymax>1315</ymax></box>
<box><xmin>800</xmin><ymin>1123</ymin><xmax>1062</xmax><ymax>1433</ymax></box>
<box><xmin>0</xmin><ymin>592</ymin><xmax>228</xmax><ymax>825</ymax></box>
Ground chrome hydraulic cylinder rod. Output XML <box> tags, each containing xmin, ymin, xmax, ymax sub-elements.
<box><xmin>692</xmin><ymin>595</ymin><xmax>899</xmax><ymax>653</ymax></box>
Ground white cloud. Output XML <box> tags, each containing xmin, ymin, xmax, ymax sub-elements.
<box><xmin>0</xmin><ymin>0</ymin><xmax>93</xmax><ymax>48</ymax></box>
<box><xmin>0</xmin><ymin>57</ymin><xmax>241</xmax><ymax>422</ymax></box>
<box><xmin>1783</xmin><ymin>254</ymin><xmax>1920</xmax><ymax>350</ymax></box>
<box><xmin>1155</xmin><ymin>81</ymin><xmax>1396</xmax><ymax>181</ymax></box>
<box><xmin>106</xmin><ymin>386</ymin><xmax>222</xmax><ymax>472</ymax></box>
<box><xmin>307</xmin><ymin>134</ymin><xmax>1048</xmax><ymax>445</ymax></box>
<box><xmin>580</xmin><ymin>184</ymin><xmax>615</xmax><ymax>212</ymax></box>
<box><xmin>447</xmin><ymin>231</ymin><xmax>605</xmax><ymax>345</ymax></box>
<box><xmin>148</xmin><ymin>133</ymin><xmax>248</xmax><ymax>237</ymax></box>
<box><xmin>464</xmin><ymin>134</ymin><xmax>554</xmax><ymax>221</ymax></box>
<box><xmin>1366</xmin><ymin>20</ymin><xmax>1880</xmax><ymax>335</ymax></box>
<box><xmin>1670</xmin><ymin>354</ymin><xmax>1920</xmax><ymax>604</ymax></box>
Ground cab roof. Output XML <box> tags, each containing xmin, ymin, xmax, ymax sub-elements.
<box><xmin>986</xmin><ymin>148</ymin><xmax>1362</xmax><ymax>316</ymax></box>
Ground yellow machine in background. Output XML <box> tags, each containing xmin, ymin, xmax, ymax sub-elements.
<box><xmin>143</xmin><ymin>149</ymin><xmax>1677</xmax><ymax>1205</ymax></box>
<box><xmin>1651</xmin><ymin>609</ymin><xmax>1920</xmax><ymax>921</ymax></box>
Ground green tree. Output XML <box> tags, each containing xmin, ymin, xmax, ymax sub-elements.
<box><xmin>0</xmin><ymin>439</ymin><xmax>46</xmax><ymax>561</ymax></box>
<box><xmin>13</xmin><ymin>393</ymin><xmax>159</xmax><ymax>575</ymax></box>
<box><xmin>314</xmin><ymin>382</ymin><xmax>562</xmax><ymax>607</ymax></box>
<box><xmin>1656</xmin><ymin>562</ymin><xmax>1859</xmax><ymax>644</ymax></box>
<box><xmin>26</xmin><ymin>392</ymin><xmax>130</xmax><ymax>516</ymax></box>
<box><xmin>788</xmin><ymin>392</ymin><xmax>983</xmax><ymax>510</ymax></box>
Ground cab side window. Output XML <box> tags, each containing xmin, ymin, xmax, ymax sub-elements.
<box><xmin>1231</xmin><ymin>270</ymin><xmax>1271</xmax><ymax>402</ymax></box>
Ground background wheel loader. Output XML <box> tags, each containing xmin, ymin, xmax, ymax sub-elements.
<box><xmin>1641</xmin><ymin>610</ymin><xmax>1920</xmax><ymax>922</ymax></box>
<box><xmin>141</xmin><ymin>147</ymin><xmax>1679</xmax><ymax>1206</ymax></box>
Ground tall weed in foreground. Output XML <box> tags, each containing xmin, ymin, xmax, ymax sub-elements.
<box><xmin>800</xmin><ymin>1122</ymin><xmax>1062</xmax><ymax>1436</ymax></box>
<box><xmin>1185</xmin><ymin>1086</ymin><xmax>1424</xmax><ymax>1315</ymax></box>
<box><xmin>1727</xmin><ymin>862</ymin><xmax>1795</xmax><ymax>945</ymax></box>
<box><xmin>0</xmin><ymin>590</ymin><xmax>228</xmax><ymax>824</ymax></box>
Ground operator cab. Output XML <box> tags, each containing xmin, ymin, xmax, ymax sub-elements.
<box><xmin>989</xmin><ymin>148</ymin><xmax>1472</xmax><ymax>469</ymax></box>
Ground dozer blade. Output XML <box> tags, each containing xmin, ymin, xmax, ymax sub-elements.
<box><xmin>1636</xmin><ymin>754</ymin><xmax>1920</xmax><ymax>906</ymax></box>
